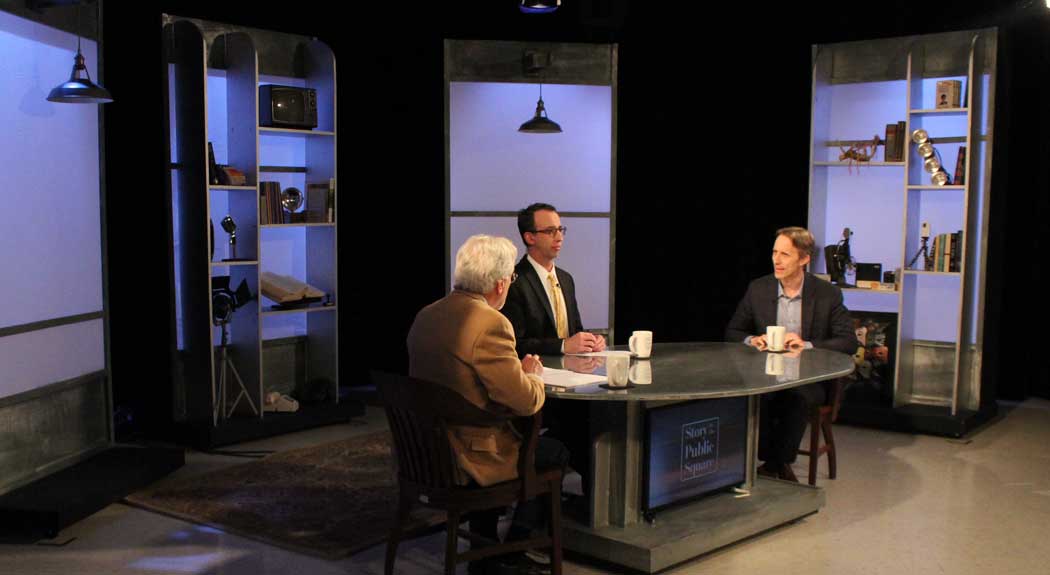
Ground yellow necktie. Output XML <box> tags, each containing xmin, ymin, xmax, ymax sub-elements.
<box><xmin>548</xmin><ymin>272</ymin><xmax>569</xmax><ymax>339</ymax></box>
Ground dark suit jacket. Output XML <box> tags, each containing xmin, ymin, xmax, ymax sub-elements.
<box><xmin>501</xmin><ymin>256</ymin><xmax>584</xmax><ymax>356</ymax></box>
<box><xmin>725</xmin><ymin>273</ymin><xmax>856</xmax><ymax>355</ymax></box>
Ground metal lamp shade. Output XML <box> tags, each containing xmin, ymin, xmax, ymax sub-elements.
<box><xmin>47</xmin><ymin>50</ymin><xmax>113</xmax><ymax>104</ymax></box>
<box><xmin>518</xmin><ymin>98</ymin><xmax>562</xmax><ymax>133</ymax></box>
<box><xmin>520</xmin><ymin>0</ymin><xmax>561</xmax><ymax>13</ymax></box>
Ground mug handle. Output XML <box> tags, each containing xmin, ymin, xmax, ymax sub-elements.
<box><xmin>629</xmin><ymin>333</ymin><xmax>637</xmax><ymax>353</ymax></box>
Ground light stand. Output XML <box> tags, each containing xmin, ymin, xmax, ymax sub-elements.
<box><xmin>213</xmin><ymin>316</ymin><xmax>257</xmax><ymax>424</ymax></box>
<box><xmin>211</xmin><ymin>278</ymin><xmax>258</xmax><ymax>425</ymax></box>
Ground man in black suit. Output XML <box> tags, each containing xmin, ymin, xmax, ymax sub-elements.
<box><xmin>501</xmin><ymin>203</ymin><xmax>606</xmax><ymax>506</ymax></box>
<box><xmin>726</xmin><ymin>226</ymin><xmax>856</xmax><ymax>482</ymax></box>
<box><xmin>502</xmin><ymin>203</ymin><xmax>606</xmax><ymax>356</ymax></box>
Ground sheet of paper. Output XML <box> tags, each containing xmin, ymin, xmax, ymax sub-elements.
<box><xmin>541</xmin><ymin>367</ymin><xmax>607</xmax><ymax>388</ymax></box>
<box><xmin>565</xmin><ymin>351</ymin><xmax>634</xmax><ymax>358</ymax></box>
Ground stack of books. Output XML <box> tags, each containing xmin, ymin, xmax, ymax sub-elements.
<box><xmin>884</xmin><ymin>121</ymin><xmax>907</xmax><ymax>162</ymax></box>
<box><xmin>930</xmin><ymin>231</ymin><xmax>964</xmax><ymax>272</ymax></box>
<box><xmin>259</xmin><ymin>182</ymin><xmax>284</xmax><ymax>224</ymax></box>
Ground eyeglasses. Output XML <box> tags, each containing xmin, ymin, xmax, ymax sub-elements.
<box><xmin>531</xmin><ymin>226</ymin><xmax>567</xmax><ymax>236</ymax></box>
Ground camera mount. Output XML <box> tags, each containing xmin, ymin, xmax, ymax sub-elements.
<box><xmin>211</xmin><ymin>276</ymin><xmax>258</xmax><ymax>423</ymax></box>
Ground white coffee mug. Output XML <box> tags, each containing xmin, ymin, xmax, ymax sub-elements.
<box><xmin>766</xmin><ymin>326</ymin><xmax>786</xmax><ymax>352</ymax></box>
<box><xmin>765</xmin><ymin>353</ymin><xmax>784</xmax><ymax>376</ymax></box>
<box><xmin>629</xmin><ymin>360</ymin><xmax>652</xmax><ymax>385</ymax></box>
<box><xmin>629</xmin><ymin>330</ymin><xmax>653</xmax><ymax>358</ymax></box>
<box><xmin>606</xmin><ymin>353</ymin><xmax>631</xmax><ymax>388</ymax></box>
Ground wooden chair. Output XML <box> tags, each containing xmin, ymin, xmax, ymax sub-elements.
<box><xmin>373</xmin><ymin>371</ymin><xmax>563</xmax><ymax>575</ymax></box>
<box><xmin>797</xmin><ymin>379</ymin><xmax>845</xmax><ymax>486</ymax></box>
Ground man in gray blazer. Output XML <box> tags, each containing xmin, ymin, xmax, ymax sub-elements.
<box><xmin>726</xmin><ymin>226</ymin><xmax>856</xmax><ymax>481</ymax></box>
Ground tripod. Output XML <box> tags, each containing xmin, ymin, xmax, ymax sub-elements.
<box><xmin>908</xmin><ymin>236</ymin><xmax>932</xmax><ymax>271</ymax></box>
<box><xmin>214</xmin><ymin>319</ymin><xmax>258</xmax><ymax>425</ymax></box>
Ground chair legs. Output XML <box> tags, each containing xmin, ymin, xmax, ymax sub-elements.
<box><xmin>822</xmin><ymin>417</ymin><xmax>837</xmax><ymax>479</ymax></box>
<box><xmin>386</xmin><ymin>490</ymin><xmax>414</xmax><ymax>575</ymax></box>
<box><xmin>445</xmin><ymin>510</ymin><xmax>462</xmax><ymax>575</ymax></box>
<box><xmin>799</xmin><ymin>411</ymin><xmax>838</xmax><ymax>486</ymax></box>
<box><xmin>548</xmin><ymin>478</ymin><xmax>563</xmax><ymax>575</ymax></box>
<box><xmin>807</xmin><ymin>411</ymin><xmax>821</xmax><ymax>486</ymax></box>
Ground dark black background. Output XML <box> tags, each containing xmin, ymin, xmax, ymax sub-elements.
<box><xmin>95</xmin><ymin>1</ymin><xmax>1049</xmax><ymax>436</ymax></box>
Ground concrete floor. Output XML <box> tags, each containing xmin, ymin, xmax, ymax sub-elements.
<box><xmin>1</xmin><ymin>399</ymin><xmax>1048</xmax><ymax>574</ymax></box>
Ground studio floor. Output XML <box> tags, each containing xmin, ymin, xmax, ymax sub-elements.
<box><xmin>1</xmin><ymin>399</ymin><xmax>1048</xmax><ymax>575</ymax></box>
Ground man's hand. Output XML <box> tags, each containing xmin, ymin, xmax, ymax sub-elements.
<box><xmin>784</xmin><ymin>332</ymin><xmax>806</xmax><ymax>350</ymax></box>
<box><xmin>564</xmin><ymin>332</ymin><xmax>601</xmax><ymax>354</ymax></box>
<box><xmin>750</xmin><ymin>334</ymin><xmax>768</xmax><ymax>351</ymax></box>
<box><xmin>592</xmin><ymin>334</ymin><xmax>607</xmax><ymax>352</ymax></box>
<box><xmin>522</xmin><ymin>354</ymin><xmax>543</xmax><ymax>375</ymax></box>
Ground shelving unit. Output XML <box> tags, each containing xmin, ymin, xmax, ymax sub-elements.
<box><xmin>163</xmin><ymin>16</ymin><xmax>357</xmax><ymax>447</ymax></box>
<box><xmin>807</xmin><ymin>29</ymin><xmax>997</xmax><ymax>436</ymax></box>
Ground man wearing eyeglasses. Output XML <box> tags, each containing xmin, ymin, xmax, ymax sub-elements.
<box><xmin>502</xmin><ymin>203</ymin><xmax>606</xmax><ymax>356</ymax></box>
<box><xmin>501</xmin><ymin>203</ymin><xmax>605</xmax><ymax>518</ymax></box>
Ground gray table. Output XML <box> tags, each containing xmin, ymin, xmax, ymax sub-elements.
<box><xmin>541</xmin><ymin>342</ymin><xmax>854</xmax><ymax>572</ymax></box>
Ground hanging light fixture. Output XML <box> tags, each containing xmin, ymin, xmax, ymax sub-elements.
<box><xmin>47</xmin><ymin>1</ymin><xmax>113</xmax><ymax>104</ymax></box>
<box><xmin>519</xmin><ymin>0</ymin><xmax>561</xmax><ymax>14</ymax></box>
<box><xmin>518</xmin><ymin>84</ymin><xmax>562</xmax><ymax>133</ymax></box>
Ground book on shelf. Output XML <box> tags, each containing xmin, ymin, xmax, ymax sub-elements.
<box><xmin>306</xmin><ymin>178</ymin><xmax>335</xmax><ymax>223</ymax></box>
<box><xmin>261</xmin><ymin>181</ymin><xmax>290</xmax><ymax>224</ymax></box>
<box><xmin>936</xmin><ymin>233</ymin><xmax>945</xmax><ymax>272</ymax></box>
<box><xmin>944</xmin><ymin>233</ymin><xmax>951</xmax><ymax>272</ymax></box>
<box><xmin>207</xmin><ymin>142</ymin><xmax>221</xmax><ymax>185</ymax></box>
<box><xmin>884</xmin><ymin>124</ymin><xmax>899</xmax><ymax>162</ymax></box>
<box><xmin>936</xmin><ymin>80</ymin><xmax>962</xmax><ymax>109</ymax></box>
<box><xmin>950</xmin><ymin>230</ymin><xmax>963</xmax><ymax>272</ymax></box>
<box><xmin>260</xmin><ymin>271</ymin><xmax>325</xmax><ymax>303</ymax></box>
<box><xmin>954</xmin><ymin>146</ymin><xmax>966</xmax><ymax>186</ymax></box>
<box><xmin>896</xmin><ymin>121</ymin><xmax>906</xmax><ymax>162</ymax></box>
<box><xmin>881</xmin><ymin>124</ymin><xmax>898</xmax><ymax>161</ymax></box>
<box><xmin>260</xmin><ymin>182</ymin><xmax>277</xmax><ymax>224</ymax></box>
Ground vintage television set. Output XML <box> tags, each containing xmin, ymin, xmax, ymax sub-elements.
<box><xmin>258</xmin><ymin>84</ymin><xmax>318</xmax><ymax>129</ymax></box>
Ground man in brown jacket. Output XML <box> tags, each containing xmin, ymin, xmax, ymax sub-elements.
<box><xmin>408</xmin><ymin>234</ymin><xmax>568</xmax><ymax>574</ymax></box>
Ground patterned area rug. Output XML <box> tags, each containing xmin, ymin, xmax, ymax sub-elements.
<box><xmin>125</xmin><ymin>431</ymin><xmax>441</xmax><ymax>559</ymax></box>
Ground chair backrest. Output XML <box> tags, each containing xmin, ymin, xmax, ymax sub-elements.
<box><xmin>372</xmin><ymin>371</ymin><xmax>509</xmax><ymax>489</ymax></box>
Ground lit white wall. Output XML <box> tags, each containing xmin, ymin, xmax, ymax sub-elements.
<box><xmin>0</xmin><ymin>11</ymin><xmax>104</xmax><ymax>398</ymax></box>
<box><xmin>449</xmin><ymin>82</ymin><xmax>613</xmax><ymax>330</ymax></box>
<box><xmin>450</xmin><ymin>82</ymin><xmax>611</xmax><ymax>212</ymax></box>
